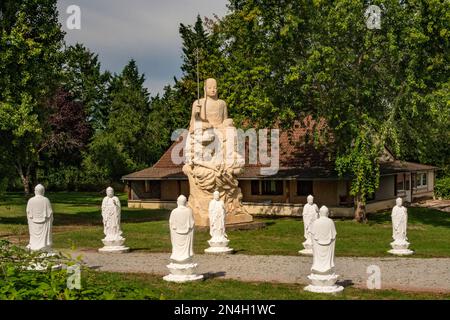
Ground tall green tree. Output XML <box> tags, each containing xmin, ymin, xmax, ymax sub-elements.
<box><xmin>0</xmin><ymin>0</ymin><xmax>64</xmax><ymax>193</ymax></box>
<box><xmin>208</xmin><ymin>0</ymin><xmax>449</xmax><ymax>221</ymax></box>
<box><xmin>62</xmin><ymin>43</ymin><xmax>111</xmax><ymax>131</ymax></box>
<box><xmin>85</xmin><ymin>60</ymin><xmax>156</xmax><ymax>182</ymax></box>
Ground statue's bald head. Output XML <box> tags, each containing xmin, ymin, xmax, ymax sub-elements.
<box><xmin>307</xmin><ymin>195</ymin><xmax>314</xmax><ymax>204</ymax></box>
<box><xmin>106</xmin><ymin>187</ymin><xmax>114</xmax><ymax>197</ymax></box>
<box><xmin>319</xmin><ymin>205</ymin><xmax>329</xmax><ymax>217</ymax></box>
<box><xmin>213</xmin><ymin>190</ymin><xmax>220</xmax><ymax>200</ymax></box>
<box><xmin>204</xmin><ymin>78</ymin><xmax>217</xmax><ymax>98</ymax></box>
<box><xmin>177</xmin><ymin>195</ymin><xmax>187</xmax><ymax>207</ymax></box>
<box><xmin>34</xmin><ymin>184</ymin><xmax>45</xmax><ymax>196</ymax></box>
<box><xmin>396</xmin><ymin>197</ymin><xmax>403</xmax><ymax>207</ymax></box>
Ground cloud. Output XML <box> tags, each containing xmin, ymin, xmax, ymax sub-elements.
<box><xmin>57</xmin><ymin>0</ymin><xmax>228</xmax><ymax>94</ymax></box>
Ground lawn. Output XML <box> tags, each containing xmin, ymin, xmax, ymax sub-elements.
<box><xmin>87</xmin><ymin>271</ymin><xmax>450</xmax><ymax>300</ymax></box>
<box><xmin>1</xmin><ymin>192</ymin><xmax>450</xmax><ymax>258</ymax></box>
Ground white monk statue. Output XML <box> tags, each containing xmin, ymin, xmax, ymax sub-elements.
<box><xmin>99</xmin><ymin>187</ymin><xmax>129</xmax><ymax>253</ymax></box>
<box><xmin>205</xmin><ymin>191</ymin><xmax>233</xmax><ymax>254</ymax></box>
<box><xmin>304</xmin><ymin>206</ymin><xmax>343</xmax><ymax>293</ymax></box>
<box><xmin>169</xmin><ymin>195</ymin><xmax>195</xmax><ymax>262</ymax></box>
<box><xmin>164</xmin><ymin>195</ymin><xmax>203</xmax><ymax>282</ymax></box>
<box><xmin>26</xmin><ymin>184</ymin><xmax>53</xmax><ymax>252</ymax></box>
<box><xmin>388</xmin><ymin>197</ymin><xmax>413</xmax><ymax>255</ymax></box>
<box><xmin>299</xmin><ymin>195</ymin><xmax>319</xmax><ymax>255</ymax></box>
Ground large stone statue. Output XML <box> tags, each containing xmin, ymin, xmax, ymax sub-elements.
<box><xmin>388</xmin><ymin>197</ymin><xmax>413</xmax><ymax>255</ymax></box>
<box><xmin>164</xmin><ymin>195</ymin><xmax>203</xmax><ymax>282</ymax></box>
<box><xmin>205</xmin><ymin>191</ymin><xmax>233</xmax><ymax>254</ymax></box>
<box><xmin>99</xmin><ymin>187</ymin><xmax>129</xmax><ymax>253</ymax></box>
<box><xmin>299</xmin><ymin>195</ymin><xmax>319</xmax><ymax>255</ymax></box>
<box><xmin>183</xmin><ymin>78</ymin><xmax>253</xmax><ymax>227</ymax></box>
<box><xmin>304</xmin><ymin>206</ymin><xmax>343</xmax><ymax>293</ymax></box>
<box><xmin>26</xmin><ymin>184</ymin><xmax>54</xmax><ymax>252</ymax></box>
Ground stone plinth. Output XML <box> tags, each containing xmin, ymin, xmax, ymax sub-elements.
<box><xmin>298</xmin><ymin>239</ymin><xmax>313</xmax><ymax>256</ymax></box>
<box><xmin>163</xmin><ymin>262</ymin><xmax>204</xmax><ymax>283</ymax></box>
<box><xmin>99</xmin><ymin>239</ymin><xmax>130</xmax><ymax>253</ymax></box>
<box><xmin>388</xmin><ymin>240</ymin><xmax>413</xmax><ymax>256</ymax></box>
<box><xmin>205</xmin><ymin>239</ymin><xmax>234</xmax><ymax>254</ymax></box>
<box><xmin>304</xmin><ymin>273</ymin><xmax>344</xmax><ymax>293</ymax></box>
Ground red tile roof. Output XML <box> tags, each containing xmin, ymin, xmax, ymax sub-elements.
<box><xmin>122</xmin><ymin>117</ymin><xmax>437</xmax><ymax>181</ymax></box>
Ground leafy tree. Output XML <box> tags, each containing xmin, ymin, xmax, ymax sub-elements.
<box><xmin>62</xmin><ymin>43</ymin><xmax>111</xmax><ymax>131</ymax></box>
<box><xmin>85</xmin><ymin>60</ymin><xmax>156</xmax><ymax>181</ymax></box>
<box><xmin>0</xmin><ymin>0</ymin><xmax>64</xmax><ymax>194</ymax></box>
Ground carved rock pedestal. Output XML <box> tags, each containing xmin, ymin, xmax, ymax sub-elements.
<box><xmin>304</xmin><ymin>273</ymin><xmax>344</xmax><ymax>294</ymax></box>
<box><xmin>163</xmin><ymin>262</ymin><xmax>204</xmax><ymax>283</ymax></box>
<box><xmin>99</xmin><ymin>238</ymin><xmax>130</xmax><ymax>253</ymax></box>
<box><xmin>205</xmin><ymin>239</ymin><xmax>234</xmax><ymax>254</ymax></box>
<box><xmin>388</xmin><ymin>240</ymin><xmax>414</xmax><ymax>256</ymax></box>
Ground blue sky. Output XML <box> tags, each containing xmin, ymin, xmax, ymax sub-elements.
<box><xmin>57</xmin><ymin>0</ymin><xmax>228</xmax><ymax>95</ymax></box>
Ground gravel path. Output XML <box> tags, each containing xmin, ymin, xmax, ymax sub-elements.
<box><xmin>72</xmin><ymin>250</ymin><xmax>450</xmax><ymax>293</ymax></box>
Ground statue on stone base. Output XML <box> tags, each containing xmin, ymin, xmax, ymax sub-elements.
<box><xmin>163</xmin><ymin>195</ymin><xmax>203</xmax><ymax>283</ymax></box>
<box><xmin>299</xmin><ymin>195</ymin><xmax>319</xmax><ymax>255</ymax></box>
<box><xmin>99</xmin><ymin>187</ymin><xmax>129</xmax><ymax>253</ymax></box>
<box><xmin>26</xmin><ymin>184</ymin><xmax>54</xmax><ymax>252</ymax></box>
<box><xmin>205</xmin><ymin>191</ymin><xmax>234</xmax><ymax>254</ymax></box>
<box><xmin>26</xmin><ymin>184</ymin><xmax>62</xmax><ymax>270</ymax></box>
<box><xmin>388</xmin><ymin>197</ymin><xmax>413</xmax><ymax>256</ymax></box>
<box><xmin>182</xmin><ymin>78</ymin><xmax>253</xmax><ymax>227</ymax></box>
<box><xmin>304</xmin><ymin>206</ymin><xmax>344</xmax><ymax>293</ymax></box>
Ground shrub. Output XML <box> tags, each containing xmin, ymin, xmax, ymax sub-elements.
<box><xmin>0</xmin><ymin>240</ymin><xmax>159</xmax><ymax>300</ymax></box>
<box><xmin>435</xmin><ymin>176</ymin><xmax>450</xmax><ymax>199</ymax></box>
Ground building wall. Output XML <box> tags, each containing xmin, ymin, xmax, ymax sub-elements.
<box><xmin>375</xmin><ymin>176</ymin><xmax>395</xmax><ymax>200</ymax></box>
<box><xmin>240</xmin><ymin>179</ymin><xmax>340</xmax><ymax>206</ymax></box>
<box><xmin>240</xmin><ymin>180</ymin><xmax>286</xmax><ymax>203</ymax></box>
<box><xmin>130</xmin><ymin>181</ymin><xmax>161</xmax><ymax>200</ymax></box>
<box><xmin>161</xmin><ymin>180</ymin><xmax>180</xmax><ymax>201</ymax></box>
<box><xmin>312</xmin><ymin>180</ymin><xmax>339</xmax><ymax>206</ymax></box>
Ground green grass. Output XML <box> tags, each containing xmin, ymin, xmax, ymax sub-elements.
<box><xmin>1</xmin><ymin>192</ymin><xmax>450</xmax><ymax>257</ymax></box>
<box><xmin>89</xmin><ymin>271</ymin><xmax>450</xmax><ymax>300</ymax></box>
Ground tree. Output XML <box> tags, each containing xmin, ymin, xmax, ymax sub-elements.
<box><xmin>62</xmin><ymin>44</ymin><xmax>111</xmax><ymax>131</ymax></box>
<box><xmin>0</xmin><ymin>0</ymin><xmax>64</xmax><ymax>193</ymax></box>
<box><xmin>204</xmin><ymin>0</ymin><xmax>449</xmax><ymax>221</ymax></box>
<box><xmin>85</xmin><ymin>60</ymin><xmax>156</xmax><ymax>181</ymax></box>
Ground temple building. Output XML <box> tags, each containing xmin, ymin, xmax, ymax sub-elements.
<box><xmin>122</xmin><ymin>119</ymin><xmax>437</xmax><ymax>217</ymax></box>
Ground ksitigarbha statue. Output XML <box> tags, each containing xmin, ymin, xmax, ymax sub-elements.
<box><xmin>183</xmin><ymin>78</ymin><xmax>253</xmax><ymax>227</ymax></box>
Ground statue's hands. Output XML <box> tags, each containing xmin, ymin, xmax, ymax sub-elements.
<box><xmin>195</xmin><ymin>104</ymin><xmax>201</xmax><ymax>115</ymax></box>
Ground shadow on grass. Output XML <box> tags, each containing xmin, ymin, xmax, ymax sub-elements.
<box><xmin>368</xmin><ymin>207</ymin><xmax>450</xmax><ymax>228</ymax></box>
<box><xmin>203</xmin><ymin>271</ymin><xmax>227</xmax><ymax>280</ymax></box>
<box><xmin>0</xmin><ymin>209</ymin><xmax>170</xmax><ymax>227</ymax></box>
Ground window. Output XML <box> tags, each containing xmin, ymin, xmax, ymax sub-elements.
<box><xmin>251</xmin><ymin>180</ymin><xmax>284</xmax><ymax>195</ymax></box>
<box><xmin>251</xmin><ymin>180</ymin><xmax>260</xmax><ymax>195</ymax></box>
<box><xmin>396</xmin><ymin>174</ymin><xmax>405</xmax><ymax>191</ymax></box>
<box><xmin>405</xmin><ymin>175</ymin><xmax>410</xmax><ymax>190</ymax></box>
<box><xmin>416</xmin><ymin>173</ymin><xmax>427</xmax><ymax>188</ymax></box>
<box><xmin>261</xmin><ymin>180</ymin><xmax>283</xmax><ymax>195</ymax></box>
<box><xmin>297</xmin><ymin>180</ymin><xmax>313</xmax><ymax>196</ymax></box>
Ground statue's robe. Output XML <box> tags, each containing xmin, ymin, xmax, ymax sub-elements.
<box><xmin>302</xmin><ymin>203</ymin><xmax>319</xmax><ymax>239</ymax></box>
<box><xmin>208</xmin><ymin>199</ymin><xmax>226</xmax><ymax>240</ymax></box>
<box><xmin>101</xmin><ymin>196</ymin><xmax>122</xmax><ymax>241</ymax></box>
<box><xmin>169</xmin><ymin>206</ymin><xmax>195</xmax><ymax>262</ymax></box>
<box><xmin>26</xmin><ymin>195</ymin><xmax>53</xmax><ymax>251</ymax></box>
<box><xmin>392</xmin><ymin>205</ymin><xmax>408</xmax><ymax>243</ymax></box>
<box><xmin>310</xmin><ymin>217</ymin><xmax>337</xmax><ymax>274</ymax></box>
<box><xmin>189</xmin><ymin>98</ymin><xmax>228</xmax><ymax>131</ymax></box>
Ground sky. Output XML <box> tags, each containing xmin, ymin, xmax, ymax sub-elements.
<box><xmin>57</xmin><ymin>0</ymin><xmax>229</xmax><ymax>95</ymax></box>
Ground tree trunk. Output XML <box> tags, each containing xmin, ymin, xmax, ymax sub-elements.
<box><xmin>16</xmin><ymin>162</ymin><xmax>32</xmax><ymax>195</ymax></box>
<box><xmin>354</xmin><ymin>193</ymin><xmax>367</xmax><ymax>223</ymax></box>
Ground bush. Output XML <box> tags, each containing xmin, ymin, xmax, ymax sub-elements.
<box><xmin>0</xmin><ymin>240</ymin><xmax>159</xmax><ymax>300</ymax></box>
<box><xmin>435</xmin><ymin>176</ymin><xmax>450</xmax><ymax>199</ymax></box>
